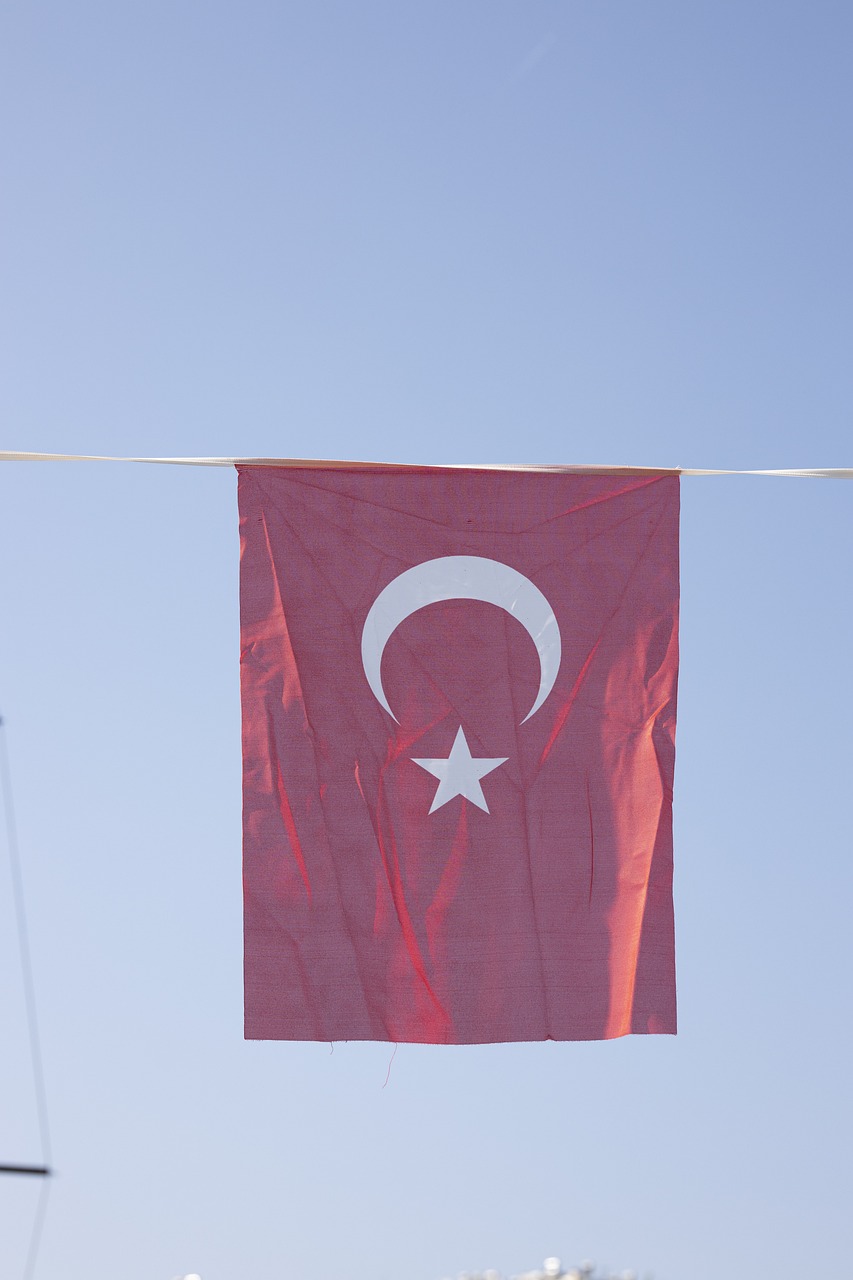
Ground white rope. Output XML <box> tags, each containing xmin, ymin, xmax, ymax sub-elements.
<box><xmin>0</xmin><ymin>451</ymin><xmax>851</xmax><ymax>477</ymax></box>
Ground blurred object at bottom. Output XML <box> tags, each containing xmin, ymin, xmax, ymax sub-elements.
<box><xmin>444</xmin><ymin>1258</ymin><xmax>646</xmax><ymax>1280</ymax></box>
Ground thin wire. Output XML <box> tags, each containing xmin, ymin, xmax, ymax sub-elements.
<box><xmin>0</xmin><ymin>717</ymin><xmax>53</xmax><ymax>1280</ymax></box>
<box><xmin>0</xmin><ymin>719</ymin><xmax>52</xmax><ymax>1163</ymax></box>
<box><xmin>22</xmin><ymin>1178</ymin><xmax>51</xmax><ymax>1280</ymax></box>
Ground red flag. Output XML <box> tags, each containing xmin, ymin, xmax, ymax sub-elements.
<box><xmin>239</xmin><ymin>466</ymin><xmax>679</xmax><ymax>1043</ymax></box>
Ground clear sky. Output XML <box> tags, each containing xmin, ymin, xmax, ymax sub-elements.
<box><xmin>0</xmin><ymin>3</ymin><xmax>851</xmax><ymax>1278</ymax></box>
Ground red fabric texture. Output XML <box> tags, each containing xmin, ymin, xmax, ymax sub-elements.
<box><xmin>239</xmin><ymin>466</ymin><xmax>679</xmax><ymax>1043</ymax></box>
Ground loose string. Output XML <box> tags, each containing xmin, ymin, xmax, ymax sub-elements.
<box><xmin>382</xmin><ymin>1043</ymin><xmax>399</xmax><ymax>1088</ymax></box>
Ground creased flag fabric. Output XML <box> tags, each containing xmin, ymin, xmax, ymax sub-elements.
<box><xmin>239</xmin><ymin>466</ymin><xmax>679</xmax><ymax>1044</ymax></box>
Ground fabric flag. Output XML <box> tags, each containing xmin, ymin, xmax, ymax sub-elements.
<box><xmin>239</xmin><ymin>465</ymin><xmax>679</xmax><ymax>1044</ymax></box>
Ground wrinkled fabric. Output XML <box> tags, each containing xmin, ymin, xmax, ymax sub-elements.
<box><xmin>239</xmin><ymin>466</ymin><xmax>679</xmax><ymax>1043</ymax></box>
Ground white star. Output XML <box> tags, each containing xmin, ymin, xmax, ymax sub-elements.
<box><xmin>412</xmin><ymin>726</ymin><xmax>508</xmax><ymax>815</ymax></box>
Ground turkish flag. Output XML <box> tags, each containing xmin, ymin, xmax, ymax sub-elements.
<box><xmin>239</xmin><ymin>466</ymin><xmax>679</xmax><ymax>1043</ymax></box>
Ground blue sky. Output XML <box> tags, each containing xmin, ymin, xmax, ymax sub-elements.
<box><xmin>0</xmin><ymin>3</ymin><xmax>851</xmax><ymax>1278</ymax></box>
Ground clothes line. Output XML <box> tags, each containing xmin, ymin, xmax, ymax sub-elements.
<box><xmin>0</xmin><ymin>451</ymin><xmax>851</xmax><ymax>477</ymax></box>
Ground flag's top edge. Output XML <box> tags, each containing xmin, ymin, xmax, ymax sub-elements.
<box><xmin>0</xmin><ymin>452</ymin><xmax>851</xmax><ymax>477</ymax></box>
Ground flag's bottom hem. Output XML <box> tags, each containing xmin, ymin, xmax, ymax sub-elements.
<box><xmin>243</xmin><ymin>1028</ymin><xmax>678</xmax><ymax>1045</ymax></box>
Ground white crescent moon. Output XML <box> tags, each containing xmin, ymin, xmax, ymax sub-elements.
<box><xmin>361</xmin><ymin>555</ymin><xmax>561</xmax><ymax>724</ymax></box>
